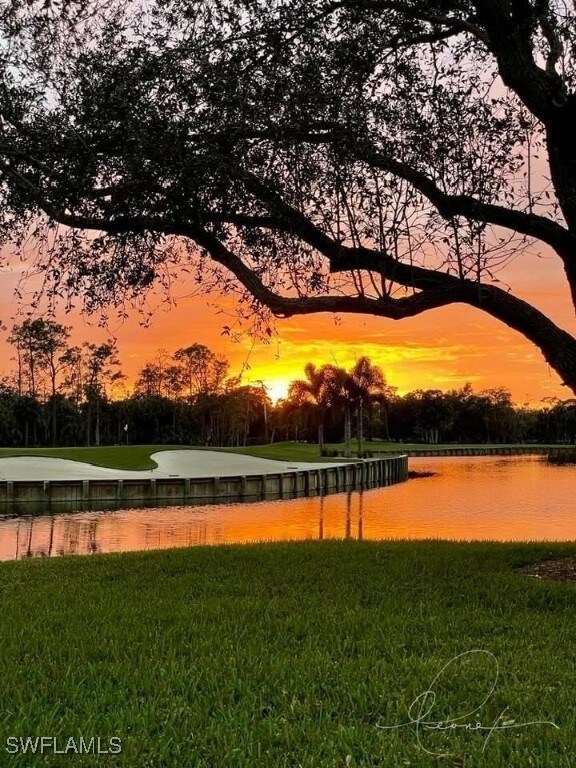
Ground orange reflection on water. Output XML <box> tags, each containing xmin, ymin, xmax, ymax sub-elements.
<box><xmin>0</xmin><ymin>457</ymin><xmax>575</xmax><ymax>561</ymax></box>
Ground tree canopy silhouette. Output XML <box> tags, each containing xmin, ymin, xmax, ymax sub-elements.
<box><xmin>2</xmin><ymin>1</ymin><xmax>576</xmax><ymax>388</ymax></box>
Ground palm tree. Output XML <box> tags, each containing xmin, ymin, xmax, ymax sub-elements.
<box><xmin>319</xmin><ymin>365</ymin><xmax>355</xmax><ymax>457</ymax></box>
<box><xmin>349</xmin><ymin>357</ymin><xmax>387</xmax><ymax>454</ymax></box>
<box><xmin>288</xmin><ymin>363</ymin><xmax>329</xmax><ymax>451</ymax></box>
<box><xmin>288</xmin><ymin>358</ymin><xmax>390</xmax><ymax>457</ymax></box>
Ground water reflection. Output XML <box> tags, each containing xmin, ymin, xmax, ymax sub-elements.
<box><xmin>0</xmin><ymin>490</ymin><xmax>367</xmax><ymax>560</ymax></box>
<box><xmin>0</xmin><ymin>456</ymin><xmax>575</xmax><ymax>561</ymax></box>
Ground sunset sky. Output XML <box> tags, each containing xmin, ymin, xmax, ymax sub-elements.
<box><xmin>1</xmin><ymin>241</ymin><xmax>574</xmax><ymax>405</ymax></box>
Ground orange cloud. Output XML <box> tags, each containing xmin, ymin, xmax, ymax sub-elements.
<box><xmin>0</xmin><ymin>246</ymin><xmax>574</xmax><ymax>406</ymax></box>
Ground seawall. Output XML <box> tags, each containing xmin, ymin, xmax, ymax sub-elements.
<box><xmin>0</xmin><ymin>455</ymin><xmax>409</xmax><ymax>514</ymax></box>
<box><xmin>362</xmin><ymin>446</ymin><xmax>574</xmax><ymax>457</ymax></box>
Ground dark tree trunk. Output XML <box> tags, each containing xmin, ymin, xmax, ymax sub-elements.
<box><xmin>356</xmin><ymin>398</ymin><xmax>364</xmax><ymax>456</ymax></box>
<box><xmin>51</xmin><ymin>397</ymin><xmax>58</xmax><ymax>447</ymax></box>
<box><xmin>50</xmin><ymin>370</ymin><xmax>58</xmax><ymax>446</ymax></box>
<box><xmin>86</xmin><ymin>401</ymin><xmax>92</xmax><ymax>446</ymax></box>
<box><xmin>344</xmin><ymin>406</ymin><xmax>352</xmax><ymax>457</ymax></box>
<box><xmin>95</xmin><ymin>402</ymin><xmax>100</xmax><ymax>446</ymax></box>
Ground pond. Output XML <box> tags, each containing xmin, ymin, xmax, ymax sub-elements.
<box><xmin>0</xmin><ymin>455</ymin><xmax>574</xmax><ymax>561</ymax></box>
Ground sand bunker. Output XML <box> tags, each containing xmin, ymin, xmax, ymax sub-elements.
<box><xmin>0</xmin><ymin>450</ymin><xmax>346</xmax><ymax>481</ymax></box>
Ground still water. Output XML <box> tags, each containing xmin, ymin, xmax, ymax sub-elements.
<box><xmin>0</xmin><ymin>456</ymin><xmax>574</xmax><ymax>561</ymax></box>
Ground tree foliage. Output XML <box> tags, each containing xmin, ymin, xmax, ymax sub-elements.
<box><xmin>1</xmin><ymin>325</ymin><xmax>575</xmax><ymax>447</ymax></box>
<box><xmin>2</xmin><ymin>1</ymin><xmax>576</xmax><ymax>388</ymax></box>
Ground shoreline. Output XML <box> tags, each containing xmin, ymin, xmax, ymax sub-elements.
<box><xmin>0</xmin><ymin>452</ymin><xmax>409</xmax><ymax>512</ymax></box>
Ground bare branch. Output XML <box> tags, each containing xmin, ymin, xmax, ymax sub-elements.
<box><xmin>349</xmin><ymin>145</ymin><xmax>576</xmax><ymax>258</ymax></box>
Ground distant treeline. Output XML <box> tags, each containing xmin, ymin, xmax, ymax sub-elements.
<box><xmin>0</xmin><ymin>318</ymin><xmax>575</xmax><ymax>448</ymax></box>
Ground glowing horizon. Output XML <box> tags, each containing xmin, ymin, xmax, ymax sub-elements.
<box><xmin>0</xmin><ymin>245</ymin><xmax>574</xmax><ymax>406</ymax></box>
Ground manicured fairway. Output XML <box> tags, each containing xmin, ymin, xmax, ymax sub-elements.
<box><xmin>0</xmin><ymin>449</ymin><xmax>347</xmax><ymax>481</ymax></box>
<box><xmin>0</xmin><ymin>441</ymin><xmax>570</xmax><ymax>469</ymax></box>
<box><xmin>0</xmin><ymin>442</ymin><xmax>376</xmax><ymax>469</ymax></box>
<box><xmin>0</xmin><ymin>540</ymin><xmax>575</xmax><ymax>767</ymax></box>
<box><xmin>0</xmin><ymin>445</ymin><xmax>174</xmax><ymax>470</ymax></box>
<box><xmin>0</xmin><ymin>442</ymin><xmax>370</xmax><ymax>469</ymax></box>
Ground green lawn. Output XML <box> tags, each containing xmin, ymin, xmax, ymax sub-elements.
<box><xmin>0</xmin><ymin>443</ymin><xmax>338</xmax><ymax>469</ymax></box>
<box><xmin>0</xmin><ymin>445</ymin><xmax>177</xmax><ymax>470</ymax></box>
<box><xmin>0</xmin><ymin>441</ymin><xmax>570</xmax><ymax>470</ymax></box>
<box><xmin>0</xmin><ymin>541</ymin><xmax>575</xmax><ymax>767</ymax></box>
<box><xmin>0</xmin><ymin>441</ymin><xmax>380</xmax><ymax>468</ymax></box>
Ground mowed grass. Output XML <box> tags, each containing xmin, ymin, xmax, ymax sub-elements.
<box><xmin>0</xmin><ymin>443</ymin><xmax>338</xmax><ymax>469</ymax></box>
<box><xmin>0</xmin><ymin>442</ymin><xmax>376</xmax><ymax>469</ymax></box>
<box><xmin>0</xmin><ymin>445</ymin><xmax>173</xmax><ymax>470</ymax></box>
<box><xmin>0</xmin><ymin>441</ymin><xmax>570</xmax><ymax>470</ymax></box>
<box><xmin>1</xmin><ymin>541</ymin><xmax>575</xmax><ymax>767</ymax></box>
<box><xmin>0</xmin><ymin>442</ymin><xmax>361</xmax><ymax>469</ymax></box>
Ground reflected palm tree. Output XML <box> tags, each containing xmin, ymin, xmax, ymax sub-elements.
<box><xmin>47</xmin><ymin>516</ymin><xmax>55</xmax><ymax>557</ymax></box>
<box><xmin>345</xmin><ymin>491</ymin><xmax>352</xmax><ymax>539</ymax></box>
<box><xmin>358</xmin><ymin>491</ymin><xmax>364</xmax><ymax>541</ymax></box>
<box><xmin>25</xmin><ymin>517</ymin><xmax>34</xmax><ymax>558</ymax></box>
<box><xmin>62</xmin><ymin>518</ymin><xmax>82</xmax><ymax>554</ymax></box>
<box><xmin>15</xmin><ymin>521</ymin><xmax>21</xmax><ymax>560</ymax></box>
<box><xmin>318</xmin><ymin>495</ymin><xmax>325</xmax><ymax>540</ymax></box>
<box><xmin>88</xmin><ymin>521</ymin><xmax>99</xmax><ymax>553</ymax></box>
